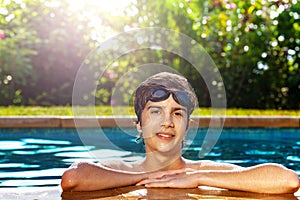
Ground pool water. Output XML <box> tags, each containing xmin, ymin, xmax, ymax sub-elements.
<box><xmin>0</xmin><ymin>127</ymin><xmax>299</xmax><ymax>188</ymax></box>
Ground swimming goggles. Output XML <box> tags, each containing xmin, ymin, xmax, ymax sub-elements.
<box><xmin>146</xmin><ymin>88</ymin><xmax>192</xmax><ymax>109</ymax></box>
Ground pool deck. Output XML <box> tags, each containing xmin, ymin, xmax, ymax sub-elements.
<box><xmin>0</xmin><ymin>116</ymin><xmax>299</xmax><ymax>128</ymax></box>
<box><xmin>0</xmin><ymin>186</ymin><xmax>299</xmax><ymax>200</ymax></box>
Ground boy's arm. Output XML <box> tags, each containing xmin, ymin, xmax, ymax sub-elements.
<box><xmin>137</xmin><ymin>163</ymin><xmax>300</xmax><ymax>194</ymax></box>
<box><xmin>61</xmin><ymin>162</ymin><xmax>147</xmax><ymax>191</ymax></box>
<box><xmin>195</xmin><ymin>163</ymin><xmax>299</xmax><ymax>194</ymax></box>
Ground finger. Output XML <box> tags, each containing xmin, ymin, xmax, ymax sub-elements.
<box><xmin>148</xmin><ymin>170</ymin><xmax>181</xmax><ymax>179</ymax></box>
<box><xmin>136</xmin><ymin>178</ymin><xmax>160</xmax><ymax>186</ymax></box>
<box><xmin>144</xmin><ymin>178</ymin><xmax>194</xmax><ymax>189</ymax></box>
<box><xmin>149</xmin><ymin>171</ymin><xmax>168</xmax><ymax>179</ymax></box>
<box><xmin>136</xmin><ymin>180</ymin><xmax>147</xmax><ymax>186</ymax></box>
<box><xmin>184</xmin><ymin>168</ymin><xmax>196</xmax><ymax>172</ymax></box>
<box><xmin>144</xmin><ymin>180</ymin><xmax>174</xmax><ymax>188</ymax></box>
<box><xmin>136</xmin><ymin>176</ymin><xmax>172</xmax><ymax>186</ymax></box>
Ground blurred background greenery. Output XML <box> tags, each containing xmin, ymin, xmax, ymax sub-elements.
<box><xmin>0</xmin><ymin>0</ymin><xmax>299</xmax><ymax>110</ymax></box>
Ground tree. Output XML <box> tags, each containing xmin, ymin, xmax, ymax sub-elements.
<box><xmin>0</xmin><ymin>0</ymin><xmax>38</xmax><ymax>105</ymax></box>
<box><xmin>0</xmin><ymin>0</ymin><xmax>299</xmax><ymax>109</ymax></box>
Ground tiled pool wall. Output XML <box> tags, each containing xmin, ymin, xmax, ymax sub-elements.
<box><xmin>0</xmin><ymin>116</ymin><xmax>299</xmax><ymax>128</ymax></box>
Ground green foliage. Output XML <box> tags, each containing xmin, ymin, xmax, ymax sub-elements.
<box><xmin>0</xmin><ymin>106</ymin><xmax>299</xmax><ymax>116</ymax></box>
<box><xmin>0</xmin><ymin>0</ymin><xmax>299</xmax><ymax>109</ymax></box>
<box><xmin>0</xmin><ymin>0</ymin><xmax>39</xmax><ymax>105</ymax></box>
<box><xmin>128</xmin><ymin>0</ymin><xmax>300</xmax><ymax>109</ymax></box>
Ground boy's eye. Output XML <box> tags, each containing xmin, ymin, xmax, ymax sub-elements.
<box><xmin>150</xmin><ymin>109</ymin><xmax>161</xmax><ymax>114</ymax></box>
<box><xmin>173</xmin><ymin>111</ymin><xmax>185</xmax><ymax>117</ymax></box>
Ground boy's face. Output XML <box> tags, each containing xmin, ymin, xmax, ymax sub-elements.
<box><xmin>137</xmin><ymin>95</ymin><xmax>189</xmax><ymax>153</ymax></box>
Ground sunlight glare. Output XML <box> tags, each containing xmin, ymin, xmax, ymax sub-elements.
<box><xmin>68</xmin><ymin>0</ymin><xmax>133</xmax><ymax>16</ymax></box>
<box><xmin>63</xmin><ymin>0</ymin><xmax>135</xmax><ymax>42</ymax></box>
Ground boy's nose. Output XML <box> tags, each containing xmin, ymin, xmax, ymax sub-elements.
<box><xmin>161</xmin><ymin>114</ymin><xmax>174</xmax><ymax>128</ymax></box>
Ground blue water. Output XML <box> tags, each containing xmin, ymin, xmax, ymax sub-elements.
<box><xmin>0</xmin><ymin>127</ymin><xmax>299</xmax><ymax>187</ymax></box>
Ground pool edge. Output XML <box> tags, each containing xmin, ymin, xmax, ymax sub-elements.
<box><xmin>0</xmin><ymin>186</ymin><xmax>299</xmax><ymax>200</ymax></box>
<box><xmin>0</xmin><ymin>116</ymin><xmax>299</xmax><ymax>128</ymax></box>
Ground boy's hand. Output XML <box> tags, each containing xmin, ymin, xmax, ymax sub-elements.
<box><xmin>137</xmin><ymin>168</ymin><xmax>199</xmax><ymax>188</ymax></box>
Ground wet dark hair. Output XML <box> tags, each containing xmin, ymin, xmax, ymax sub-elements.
<box><xmin>134</xmin><ymin>72</ymin><xmax>198</xmax><ymax>123</ymax></box>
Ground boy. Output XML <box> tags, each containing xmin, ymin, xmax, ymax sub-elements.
<box><xmin>61</xmin><ymin>72</ymin><xmax>299</xmax><ymax>193</ymax></box>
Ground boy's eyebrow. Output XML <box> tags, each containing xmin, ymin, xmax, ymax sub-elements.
<box><xmin>147</xmin><ymin>105</ymin><xmax>187</xmax><ymax>113</ymax></box>
<box><xmin>147</xmin><ymin>105</ymin><xmax>162</xmax><ymax>110</ymax></box>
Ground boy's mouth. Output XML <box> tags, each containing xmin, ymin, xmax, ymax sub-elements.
<box><xmin>156</xmin><ymin>132</ymin><xmax>175</xmax><ymax>140</ymax></box>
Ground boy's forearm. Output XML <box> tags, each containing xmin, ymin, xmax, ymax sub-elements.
<box><xmin>196</xmin><ymin>163</ymin><xmax>299</xmax><ymax>194</ymax></box>
<box><xmin>80</xmin><ymin>169</ymin><xmax>146</xmax><ymax>191</ymax></box>
<box><xmin>61</xmin><ymin>162</ymin><xmax>148</xmax><ymax>191</ymax></box>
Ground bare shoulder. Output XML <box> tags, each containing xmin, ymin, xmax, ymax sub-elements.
<box><xmin>184</xmin><ymin>159</ymin><xmax>243</xmax><ymax>170</ymax></box>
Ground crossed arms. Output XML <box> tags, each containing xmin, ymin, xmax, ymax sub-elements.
<box><xmin>61</xmin><ymin>161</ymin><xmax>299</xmax><ymax>194</ymax></box>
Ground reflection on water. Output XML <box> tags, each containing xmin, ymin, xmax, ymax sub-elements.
<box><xmin>287</xmin><ymin>156</ymin><xmax>300</xmax><ymax>162</ymax></box>
<box><xmin>0</xmin><ymin>127</ymin><xmax>299</xmax><ymax>187</ymax></box>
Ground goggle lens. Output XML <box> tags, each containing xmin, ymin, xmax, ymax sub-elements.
<box><xmin>147</xmin><ymin>88</ymin><xmax>191</xmax><ymax>108</ymax></box>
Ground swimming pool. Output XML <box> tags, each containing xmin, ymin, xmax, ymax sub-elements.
<box><xmin>0</xmin><ymin>127</ymin><xmax>299</xmax><ymax>188</ymax></box>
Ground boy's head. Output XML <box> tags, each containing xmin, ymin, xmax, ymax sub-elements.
<box><xmin>134</xmin><ymin>72</ymin><xmax>198</xmax><ymax>123</ymax></box>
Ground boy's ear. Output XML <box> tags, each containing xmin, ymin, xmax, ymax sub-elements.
<box><xmin>136</xmin><ymin>121</ymin><xmax>142</xmax><ymax>133</ymax></box>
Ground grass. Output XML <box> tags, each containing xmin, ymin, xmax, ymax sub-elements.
<box><xmin>0</xmin><ymin>106</ymin><xmax>299</xmax><ymax>116</ymax></box>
